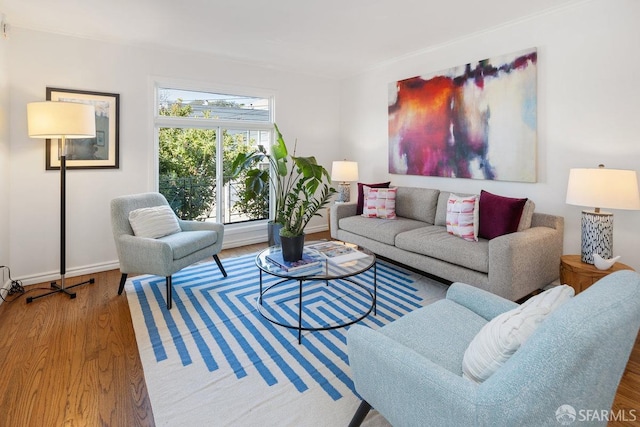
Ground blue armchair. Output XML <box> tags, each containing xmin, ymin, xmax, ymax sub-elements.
<box><xmin>110</xmin><ymin>192</ymin><xmax>227</xmax><ymax>309</ymax></box>
<box><xmin>347</xmin><ymin>270</ymin><xmax>640</xmax><ymax>426</ymax></box>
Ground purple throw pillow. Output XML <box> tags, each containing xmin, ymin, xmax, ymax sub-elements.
<box><xmin>478</xmin><ymin>190</ymin><xmax>528</xmax><ymax>240</ymax></box>
<box><xmin>356</xmin><ymin>182</ymin><xmax>391</xmax><ymax>215</ymax></box>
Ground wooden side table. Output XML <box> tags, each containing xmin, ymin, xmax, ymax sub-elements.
<box><xmin>560</xmin><ymin>255</ymin><xmax>635</xmax><ymax>294</ymax></box>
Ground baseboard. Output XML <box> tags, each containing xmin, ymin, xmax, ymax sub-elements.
<box><xmin>18</xmin><ymin>261</ymin><xmax>120</xmax><ymax>287</ymax></box>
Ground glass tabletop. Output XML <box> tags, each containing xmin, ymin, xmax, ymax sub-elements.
<box><xmin>256</xmin><ymin>240</ymin><xmax>375</xmax><ymax>280</ymax></box>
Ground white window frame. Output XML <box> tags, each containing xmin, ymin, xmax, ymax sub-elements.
<box><xmin>151</xmin><ymin>77</ymin><xmax>276</xmax><ymax>226</ymax></box>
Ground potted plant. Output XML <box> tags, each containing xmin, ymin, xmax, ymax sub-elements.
<box><xmin>231</xmin><ymin>124</ymin><xmax>335</xmax><ymax>260</ymax></box>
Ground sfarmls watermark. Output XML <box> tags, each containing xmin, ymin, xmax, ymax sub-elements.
<box><xmin>556</xmin><ymin>405</ymin><xmax>637</xmax><ymax>425</ymax></box>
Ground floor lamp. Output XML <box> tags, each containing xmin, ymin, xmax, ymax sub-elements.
<box><xmin>26</xmin><ymin>101</ymin><xmax>97</xmax><ymax>302</ymax></box>
<box><xmin>566</xmin><ymin>165</ymin><xmax>640</xmax><ymax>264</ymax></box>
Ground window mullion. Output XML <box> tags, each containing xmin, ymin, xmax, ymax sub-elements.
<box><xmin>215</xmin><ymin>126</ymin><xmax>224</xmax><ymax>224</ymax></box>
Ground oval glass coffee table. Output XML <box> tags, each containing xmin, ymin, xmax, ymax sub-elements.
<box><xmin>255</xmin><ymin>241</ymin><xmax>376</xmax><ymax>344</ymax></box>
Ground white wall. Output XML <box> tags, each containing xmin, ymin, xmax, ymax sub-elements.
<box><xmin>339</xmin><ymin>0</ymin><xmax>640</xmax><ymax>270</ymax></box>
<box><xmin>7</xmin><ymin>28</ymin><xmax>341</xmax><ymax>284</ymax></box>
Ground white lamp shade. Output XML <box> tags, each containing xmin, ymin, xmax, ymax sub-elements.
<box><xmin>566</xmin><ymin>167</ymin><xmax>640</xmax><ymax>211</ymax></box>
<box><xmin>331</xmin><ymin>161</ymin><xmax>359</xmax><ymax>182</ymax></box>
<box><xmin>27</xmin><ymin>101</ymin><xmax>96</xmax><ymax>139</ymax></box>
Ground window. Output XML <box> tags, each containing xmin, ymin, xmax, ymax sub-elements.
<box><xmin>155</xmin><ymin>85</ymin><xmax>273</xmax><ymax>224</ymax></box>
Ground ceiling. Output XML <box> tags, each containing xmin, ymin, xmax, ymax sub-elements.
<box><xmin>1</xmin><ymin>0</ymin><xmax>581</xmax><ymax>79</ymax></box>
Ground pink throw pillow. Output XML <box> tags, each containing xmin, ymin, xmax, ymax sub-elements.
<box><xmin>361</xmin><ymin>187</ymin><xmax>397</xmax><ymax>219</ymax></box>
<box><xmin>446</xmin><ymin>194</ymin><xmax>479</xmax><ymax>242</ymax></box>
<box><xmin>356</xmin><ymin>181</ymin><xmax>391</xmax><ymax>215</ymax></box>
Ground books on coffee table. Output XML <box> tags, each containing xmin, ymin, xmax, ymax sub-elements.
<box><xmin>306</xmin><ymin>241</ymin><xmax>368</xmax><ymax>265</ymax></box>
<box><xmin>265</xmin><ymin>251</ymin><xmax>322</xmax><ymax>272</ymax></box>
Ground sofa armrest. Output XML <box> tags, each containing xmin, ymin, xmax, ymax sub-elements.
<box><xmin>330</xmin><ymin>203</ymin><xmax>357</xmax><ymax>239</ymax></box>
<box><xmin>348</xmin><ymin>325</ymin><xmax>477</xmax><ymax>426</ymax></box>
<box><xmin>446</xmin><ymin>282</ymin><xmax>519</xmax><ymax>321</ymax></box>
<box><xmin>488</xmin><ymin>222</ymin><xmax>564</xmax><ymax>300</ymax></box>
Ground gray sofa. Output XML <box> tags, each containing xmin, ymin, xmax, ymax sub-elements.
<box><xmin>330</xmin><ymin>186</ymin><xmax>564</xmax><ymax>301</ymax></box>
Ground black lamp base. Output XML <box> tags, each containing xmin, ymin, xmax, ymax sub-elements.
<box><xmin>26</xmin><ymin>277</ymin><xmax>95</xmax><ymax>303</ymax></box>
<box><xmin>581</xmin><ymin>210</ymin><xmax>613</xmax><ymax>265</ymax></box>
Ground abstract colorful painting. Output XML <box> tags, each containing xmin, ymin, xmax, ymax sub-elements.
<box><xmin>388</xmin><ymin>47</ymin><xmax>537</xmax><ymax>182</ymax></box>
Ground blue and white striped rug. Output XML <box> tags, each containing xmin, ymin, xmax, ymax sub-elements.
<box><xmin>126</xmin><ymin>253</ymin><xmax>447</xmax><ymax>427</ymax></box>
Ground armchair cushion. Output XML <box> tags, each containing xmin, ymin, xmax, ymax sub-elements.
<box><xmin>129</xmin><ymin>205</ymin><xmax>181</xmax><ymax>238</ymax></box>
<box><xmin>462</xmin><ymin>284</ymin><xmax>574</xmax><ymax>383</ymax></box>
<box><xmin>379</xmin><ymin>298</ymin><xmax>487</xmax><ymax>375</ymax></box>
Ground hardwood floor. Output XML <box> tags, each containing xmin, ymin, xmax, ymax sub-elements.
<box><xmin>0</xmin><ymin>231</ymin><xmax>638</xmax><ymax>426</ymax></box>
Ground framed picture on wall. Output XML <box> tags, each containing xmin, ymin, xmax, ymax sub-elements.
<box><xmin>45</xmin><ymin>87</ymin><xmax>120</xmax><ymax>169</ymax></box>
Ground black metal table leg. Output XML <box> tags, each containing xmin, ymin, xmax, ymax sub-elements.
<box><xmin>298</xmin><ymin>279</ymin><xmax>302</xmax><ymax>344</ymax></box>
<box><xmin>259</xmin><ymin>269</ymin><xmax>263</xmax><ymax>305</ymax></box>
<box><xmin>373</xmin><ymin>262</ymin><xmax>377</xmax><ymax>316</ymax></box>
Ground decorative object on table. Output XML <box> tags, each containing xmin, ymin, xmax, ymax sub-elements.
<box><xmin>278</xmin><ymin>233</ymin><xmax>306</xmax><ymax>264</ymax></box>
<box><xmin>331</xmin><ymin>160</ymin><xmax>359</xmax><ymax>203</ymax></box>
<box><xmin>45</xmin><ymin>87</ymin><xmax>119</xmax><ymax>169</ymax></box>
<box><xmin>26</xmin><ymin>100</ymin><xmax>97</xmax><ymax>302</ymax></box>
<box><xmin>560</xmin><ymin>254</ymin><xmax>634</xmax><ymax>294</ymax></box>
<box><xmin>566</xmin><ymin>165</ymin><xmax>640</xmax><ymax>264</ymax></box>
<box><xmin>231</xmin><ymin>124</ymin><xmax>335</xmax><ymax>259</ymax></box>
<box><xmin>306</xmin><ymin>241</ymin><xmax>368</xmax><ymax>264</ymax></box>
<box><xmin>592</xmin><ymin>253</ymin><xmax>621</xmax><ymax>271</ymax></box>
<box><xmin>265</xmin><ymin>249</ymin><xmax>321</xmax><ymax>272</ymax></box>
<box><xmin>388</xmin><ymin>47</ymin><xmax>537</xmax><ymax>183</ymax></box>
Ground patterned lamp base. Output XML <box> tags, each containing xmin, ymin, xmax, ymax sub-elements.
<box><xmin>336</xmin><ymin>182</ymin><xmax>351</xmax><ymax>203</ymax></box>
<box><xmin>581</xmin><ymin>210</ymin><xmax>613</xmax><ymax>264</ymax></box>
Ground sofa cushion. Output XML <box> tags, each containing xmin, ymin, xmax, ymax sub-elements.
<box><xmin>462</xmin><ymin>284</ymin><xmax>574</xmax><ymax>383</ymax></box>
<box><xmin>395</xmin><ymin>226</ymin><xmax>490</xmax><ymax>273</ymax></box>
<box><xmin>356</xmin><ymin>181</ymin><xmax>391</xmax><ymax>215</ymax></box>
<box><xmin>339</xmin><ymin>215</ymin><xmax>426</xmax><ymax>246</ymax></box>
<box><xmin>395</xmin><ymin>187</ymin><xmax>440</xmax><ymax>224</ymax></box>
<box><xmin>129</xmin><ymin>205</ymin><xmax>181</xmax><ymax>239</ymax></box>
<box><xmin>478</xmin><ymin>190</ymin><xmax>528</xmax><ymax>240</ymax></box>
<box><xmin>446</xmin><ymin>194</ymin><xmax>479</xmax><ymax>242</ymax></box>
<box><xmin>362</xmin><ymin>187</ymin><xmax>397</xmax><ymax>219</ymax></box>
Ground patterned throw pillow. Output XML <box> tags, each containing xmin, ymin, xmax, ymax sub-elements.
<box><xmin>361</xmin><ymin>187</ymin><xmax>397</xmax><ymax>219</ymax></box>
<box><xmin>446</xmin><ymin>194</ymin><xmax>479</xmax><ymax>242</ymax></box>
<box><xmin>129</xmin><ymin>205</ymin><xmax>181</xmax><ymax>238</ymax></box>
<box><xmin>356</xmin><ymin>181</ymin><xmax>391</xmax><ymax>215</ymax></box>
<box><xmin>462</xmin><ymin>284</ymin><xmax>575</xmax><ymax>383</ymax></box>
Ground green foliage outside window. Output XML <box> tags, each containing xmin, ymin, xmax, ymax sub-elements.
<box><xmin>158</xmin><ymin>100</ymin><xmax>269</xmax><ymax>221</ymax></box>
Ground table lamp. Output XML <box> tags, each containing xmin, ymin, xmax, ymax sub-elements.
<box><xmin>26</xmin><ymin>101</ymin><xmax>96</xmax><ymax>302</ymax></box>
<box><xmin>566</xmin><ymin>165</ymin><xmax>640</xmax><ymax>264</ymax></box>
<box><xmin>331</xmin><ymin>160</ymin><xmax>359</xmax><ymax>203</ymax></box>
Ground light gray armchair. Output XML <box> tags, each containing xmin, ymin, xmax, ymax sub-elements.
<box><xmin>110</xmin><ymin>192</ymin><xmax>227</xmax><ymax>309</ymax></box>
<box><xmin>347</xmin><ymin>270</ymin><xmax>640</xmax><ymax>427</ymax></box>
